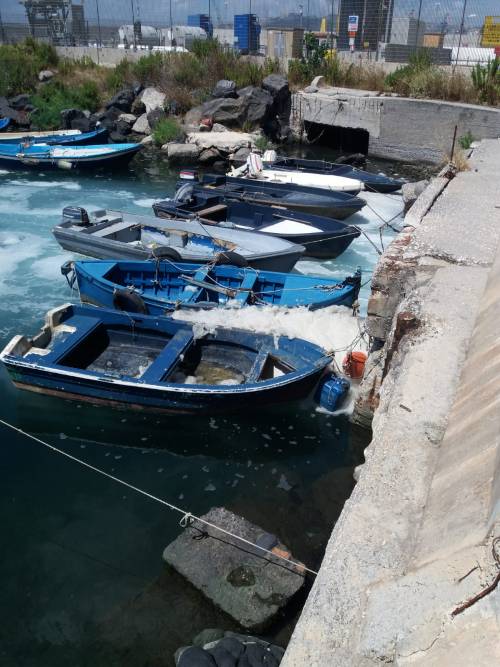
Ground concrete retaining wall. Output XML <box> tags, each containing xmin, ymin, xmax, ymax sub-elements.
<box><xmin>282</xmin><ymin>139</ymin><xmax>500</xmax><ymax>666</ymax></box>
<box><xmin>56</xmin><ymin>46</ymin><xmax>146</xmax><ymax>67</ymax></box>
<box><xmin>297</xmin><ymin>88</ymin><xmax>500</xmax><ymax>162</ymax></box>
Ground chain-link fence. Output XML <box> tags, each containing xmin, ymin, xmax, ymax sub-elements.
<box><xmin>0</xmin><ymin>1</ymin><xmax>497</xmax><ymax>67</ymax></box>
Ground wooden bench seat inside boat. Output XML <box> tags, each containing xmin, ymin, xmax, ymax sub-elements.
<box><xmin>29</xmin><ymin>314</ymin><xmax>103</xmax><ymax>364</ymax></box>
<box><xmin>92</xmin><ymin>221</ymin><xmax>135</xmax><ymax>237</ymax></box>
<box><xmin>140</xmin><ymin>329</ymin><xmax>195</xmax><ymax>383</ymax></box>
<box><xmin>196</xmin><ymin>203</ymin><xmax>227</xmax><ymax>220</ymax></box>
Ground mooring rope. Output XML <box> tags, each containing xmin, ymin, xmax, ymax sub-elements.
<box><xmin>0</xmin><ymin>418</ymin><xmax>319</xmax><ymax>577</ymax></box>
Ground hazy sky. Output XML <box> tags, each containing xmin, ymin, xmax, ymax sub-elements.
<box><xmin>0</xmin><ymin>0</ymin><xmax>497</xmax><ymax>26</ymax></box>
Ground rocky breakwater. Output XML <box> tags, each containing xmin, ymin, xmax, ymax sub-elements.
<box><xmin>165</xmin><ymin>74</ymin><xmax>292</xmax><ymax>165</ymax></box>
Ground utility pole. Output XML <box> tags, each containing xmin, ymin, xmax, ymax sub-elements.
<box><xmin>130</xmin><ymin>0</ymin><xmax>136</xmax><ymax>49</ymax></box>
<box><xmin>95</xmin><ymin>0</ymin><xmax>102</xmax><ymax>64</ymax></box>
<box><xmin>330</xmin><ymin>0</ymin><xmax>335</xmax><ymax>50</ymax></box>
<box><xmin>306</xmin><ymin>0</ymin><xmax>310</xmax><ymax>31</ymax></box>
<box><xmin>415</xmin><ymin>0</ymin><xmax>423</xmax><ymax>49</ymax></box>
<box><xmin>169</xmin><ymin>0</ymin><xmax>173</xmax><ymax>45</ymax></box>
<box><xmin>0</xmin><ymin>8</ymin><xmax>5</xmax><ymax>44</ymax></box>
<box><xmin>454</xmin><ymin>0</ymin><xmax>468</xmax><ymax>70</ymax></box>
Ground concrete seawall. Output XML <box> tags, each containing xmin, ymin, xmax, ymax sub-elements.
<box><xmin>282</xmin><ymin>139</ymin><xmax>500</xmax><ymax>665</ymax></box>
<box><xmin>295</xmin><ymin>88</ymin><xmax>500</xmax><ymax>163</ymax></box>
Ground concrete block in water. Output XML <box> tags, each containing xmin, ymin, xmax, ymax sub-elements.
<box><xmin>163</xmin><ymin>507</ymin><xmax>305</xmax><ymax>631</ymax></box>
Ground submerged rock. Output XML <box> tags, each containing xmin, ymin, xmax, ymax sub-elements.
<box><xmin>163</xmin><ymin>507</ymin><xmax>305</xmax><ymax>631</ymax></box>
<box><xmin>165</xmin><ymin>143</ymin><xmax>201</xmax><ymax>162</ymax></box>
<box><xmin>176</xmin><ymin>630</ymin><xmax>285</xmax><ymax>667</ymax></box>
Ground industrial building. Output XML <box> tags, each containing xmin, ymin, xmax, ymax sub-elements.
<box><xmin>390</xmin><ymin>17</ymin><xmax>426</xmax><ymax>48</ymax></box>
<box><xmin>19</xmin><ymin>0</ymin><xmax>87</xmax><ymax>45</ymax></box>
<box><xmin>234</xmin><ymin>14</ymin><xmax>261</xmax><ymax>54</ymax></box>
<box><xmin>337</xmin><ymin>0</ymin><xmax>394</xmax><ymax>52</ymax></box>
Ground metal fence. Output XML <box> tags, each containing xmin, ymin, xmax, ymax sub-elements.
<box><xmin>0</xmin><ymin>1</ymin><xmax>497</xmax><ymax>67</ymax></box>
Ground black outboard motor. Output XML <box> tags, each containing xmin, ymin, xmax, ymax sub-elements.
<box><xmin>62</xmin><ymin>206</ymin><xmax>90</xmax><ymax>226</ymax></box>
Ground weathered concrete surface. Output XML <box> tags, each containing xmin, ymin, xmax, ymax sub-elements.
<box><xmin>163</xmin><ymin>507</ymin><xmax>305</xmax><ymax>632</ymax></box>
<box><xmin>186</xmin><ymin>131</ymin><xmax>256</xmax><ymax>153</ymax></box>
<box><xmin>297</xmin><ymin>88</ymin><xmax>500</xmax><ymax>163</ymax></box>
<box><xmin>282</xmin><ymin>139</ymin><xmax>500</xmax><ymax>666</ymax></box>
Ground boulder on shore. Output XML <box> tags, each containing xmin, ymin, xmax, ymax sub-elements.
<box><xmin>212</xmin><ymin>79</ymin><xmax>237</xmax><ymax>99</ymax></box>
<box><xmin>38</xmin><ymin>69</ymin><xmax>54</xmax><ymax>82</ymax></box>
<box><xmin>132</xmin><ymin>112</ymin><xmax>151</xmax><ymax>135</ymax></box>
<box><xmin>139</xmin><ymin>87</ymin><xmax>166</xmax><ymax>114</ymax></box>
<box><xmin>106</xmin><ymin>87</ymin><xmax>135</xmax><ymax>113</ymax></box>
<box><xmin>60</xmin><ymin>108</ymin><xmax>86</xmax><ymax>129</ymax></box>
<box><xmin>164</xmin><ymin>143</ymin><xmax>201</xmax><ymax>162</ymax></box>
<box><xmin>186</xmin><ymin>131</ymin><xmax>256</xmax><ymax>155</ymax></box>
<box><xmin>147</xmin><ymin>108</ymin><xmax>166</xmax><ymax>130</ymax></box>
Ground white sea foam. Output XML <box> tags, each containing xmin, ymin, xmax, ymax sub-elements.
<box><xmin>133</xmin><ymin>197</ymin><xmax>160</xmax><ymax>208</ymax></box>
<box><xmin>172</xmin><ymin>304</ymin><xmax>367</xmax><ymax>355</ymax></box>
<box><xmin>31</xmin><ymin>254</ymin><xmax>70</xmax><ymax>280</ymax></box>
<box><xmin>7</xmin><ymin>179</ymin><xmax>81</xmax><ymax>190</ymax></box>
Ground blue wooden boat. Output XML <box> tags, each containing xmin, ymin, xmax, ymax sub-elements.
<box><xmin>268</xmin><ymin>156</ymin><xmax>404</xmax><ymax>193</ymax></box>
<box><xmin>0</xmin><ymin>303</ymin><xmax>347</xmax><ymax>414</ymax></box>
<box><xmin>53</xmin><ymin>207</ymin><xmax>304</xmax><ymax>272</ymax></box>
<box><xmin>0</xmin><ymin>142</ymin><xmax>141</xmax><ymax>169</ymax></box>
<box><xmin>180</xmin><ymin>173</ymin><xmax>366</xmax><ymax>220</ymax></box>
<box><xmin>64</xmin><ymin>259</ymin><xmax>362</xmax><ymax>313</ymax></box>
<box><xmin>153</xmin><ymin>189</ymin><xmax>360</xmax><ymax>260</ymax></box>
<box><xmin>0</xmin><ymin>127</ymin><xmax>108</xmax><ymax>145</ymax></box>
<box><xmin>0</xmin><ymin>118</ymin><xmax>10</xmax><ymax>130</ymax></box>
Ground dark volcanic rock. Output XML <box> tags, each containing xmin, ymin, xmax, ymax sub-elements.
<box><xmin>261</xmin><ymin>74</ymin><xmax>291</xmax><ymax>142</ymax></box>
<box><xmin>0</xmin><ymin>97</ymin><xmax>28</xmax><ymax>125</ymax></box>
<box><xmin>131</xmin><ymin>97</ymin><xmax>146</xmax><ymax>115</ymax></box>
<box><xmin>199</xmin><ymin>97</ymin><xmax>250</xmax><ymax>128</ymax></box>
<box><xmin>147</xmin><ymin>108</ymin><xmax>166</xmax><ymax>129</ymax></box>
<box><xmin>109</xmin><ymin>130</ymin><xmax>130</xmax><ymax>143</ymax></box>
<box><xmin>115</xmin><ymin>119</ymin><xmax>132</xmax><ymax>135</ymax></box>
<box><xmin>237</xmin><ymin>86</ymin><xmax>273</xmax><ymax>125</ymax></box>
<box><xmin>60</xmin><ymin>108</ymin><xmax>85</xmax><ymax>129</ymax></box>
<box><xmin>106</xmin><ymin>87</ymin><xmax>135</xmax><ymax>113</ymax></box>
<box><xmin>178</xmin><ymin>646</ymin><xmax>216</xmax><ymax>667</ymax></box>
<box><xmin>213</xmin><ymin>79</ymin><xmax>237</xmax><ymax>99</ymax></box>
<box><xmin>9</xmin><ymin>94</ymin><xmax>31</xmax><ymax>110</ymax></box>
<box><xmin>70</xmin><ymin>116</ymin><xmax>96</xmax><ymax>132</ymax></box>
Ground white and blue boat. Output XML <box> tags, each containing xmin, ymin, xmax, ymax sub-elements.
<box><xmin>0</xmin><ymin>303</ymin><xmax>348</xmax><ymax>414</ymax></box>
<box><xmin>0</xmin><ymin>141</ymin><xmax>141</xmax><ymax>169</ymax></box>
<box><xmin>153</xmin><ymin>190</ymin><xmax>360</xmax><ymax>259</ymax></box>
<box><xmin>267</xmin><ymin>155</ymin><xmax>404</xmax><ymax>194</ymax></box>
<box><xmin>0</xmin><ymin>127</ymin><xmax>108</xmax><ymax>145</ymax></box>
<box><xmin>64</xmin><ymin>259</ymin><xmax>362</xmax><ymax>313</ymax></box>
<box><xmin>53</xmin><ymin>207</ymin><xmax>304</xmax><ymax>272</ymax></box>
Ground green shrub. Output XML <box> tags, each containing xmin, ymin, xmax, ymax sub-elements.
<box><xmin>0</xmin><ymin>38</ymin><xmax>59</xmax><ymax>96</ymax></box>
<box><xmin>471</xmin><ymin>57</ymin><xmax>500</xmax><ymax>106</ymax></box>
<box><xmin>30</xmin><ymin>80</ymin><xmax>101</xmax><ymax>129</ymax></box>
<box><xmin>458</xmin><ymin>131</ymin><xmax>475</xmax><ymax>149</ymax></box>
<box><xmin>152</xmin><ymin>117</ymin><xmax>183</xmax><ymax>145</ymax></box>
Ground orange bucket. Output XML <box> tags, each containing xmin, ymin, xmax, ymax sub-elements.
<box><xmin>342</xmin><ymin>351</ymin><xmax>367</xmax><ymax>379</ymax></box>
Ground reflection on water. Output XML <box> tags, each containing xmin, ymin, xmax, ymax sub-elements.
<box><xmin>0</xmin><ymin>149</ymin><xmax>417</xmax><ymax>666</ymax></box>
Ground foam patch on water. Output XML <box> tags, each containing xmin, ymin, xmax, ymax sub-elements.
<box><xmin>0</xmin><ymin>231</ymin><xmax>46</xmax><ymax>280</ymax></box>
<box><xmin>172</xmin><ymin>304</ymin><xmax>367</xmax><ymax>354</ymax></box>
<box><xmin>31</xmin><ymin>254</ymin><xmax>71</xmax><ymax>281</ymax></box>
<box><xmin>7</xmin><ymin>179</ymin><xmax>82</xmax><ymax>190</ymax></box>
<box><xmin>133</xmin><ymin>197</ymin><xmax>160</xmax><ymax>208</ymax></box>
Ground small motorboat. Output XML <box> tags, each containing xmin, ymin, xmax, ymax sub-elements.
<box><xmin>0</xmin><ymin>127</ymin><xmax>108</xmax><ymax>145</ymax></box>
<box><xmin>0</xmin><ymin>303</ymin><xmax>348</xmax><ymax>414</ymax></box>
<box><xmin>0</xmin><ymin>142</ymin><xmax>141</xmax><ymax>169</ymax></box>
<box><xmin>266</xmin><ymin>154</ymin><xmax>404</xmax><ymax>194</ymax></box>
<box><xmin>64</xmin><ymin>259</ymin><xmax>362</xmax><ymax>313</ymax></box>
<box><xmin>0</xmin><ymin>118</ymin><xmax>11</xmax><ymax>131</ymax></box>
<box><xmin>230</xmin><ymin>153</ymin><xmax>363</xmax><ymax>194</ymax></box>
<box><xmin>181</xmin><ymin>173</ymin><xmax>366</xmax><ymax>220</ymax></box>
<box><xmin>53</xmin><ymin>207</ymin><xmax>304</xmax><ymax>272</ymax></box>
<box><xmin>153</xmin><ymin>190</ymin><xmax>360</xmax><ymax>259</ymax></box>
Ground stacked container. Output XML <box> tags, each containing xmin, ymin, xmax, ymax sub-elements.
<box><xmin>187</xmin><ymin>14</ymin><xmax>214</xmax><ymax>38</ymax></box>
<box><xmin>234</xmin><ymin>14</ymin><xmax>261</xmax><ymax>54</ymax></box>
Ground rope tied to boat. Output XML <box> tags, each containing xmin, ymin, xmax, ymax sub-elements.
<box><xmin>0</xmin><ymin>418</ymin><xmax>319</xmax><ymax>577</ymax></box>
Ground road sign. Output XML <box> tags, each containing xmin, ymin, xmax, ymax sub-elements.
<box><xmin>481</xmin><ymin>16</ymin><xmax>500</xmax><ymax>47</ymax></box>
<box><xmin>348</xmin><ymin>15</ymin><xmax>359</xmax><ymax>33</ymax></box>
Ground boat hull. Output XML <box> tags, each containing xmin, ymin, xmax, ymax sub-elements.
<box><xmin>53</xmin><ymin>228</ymin><xmax>303</xmax><ymax>273</ymax></box>
<box><xmin>0</xmin><ymin>143</ymin><xmax>141</xmax><ymax>169</ymax></box>
<box><xmin>0</xmin><ymin>128</ymin><xmax>108</xmax><ymax>145</ymax></box>
<box><xmin>72</xmin><ymin>260</ymin><xmax>362</xmax><ymax>312</ymax></box>
<box><xmin>1</xmin><ymin>305</ymin><xmax>331</xmax><ymax>415</ymax></box>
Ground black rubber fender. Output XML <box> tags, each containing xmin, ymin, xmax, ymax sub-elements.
<box><xmin>112</xmin><ymin>288</ymin><xmax>149</xmax><ymax>314</ymax></box>
<box><xmin>214</xmin><ymin>251</ymin><xmax>248</xmax><ymax>267</ymax></box>
<box><xmin>148</xmin><ymin>246</ymin><xmax>182</xmax><ymax>261</ymax></box>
